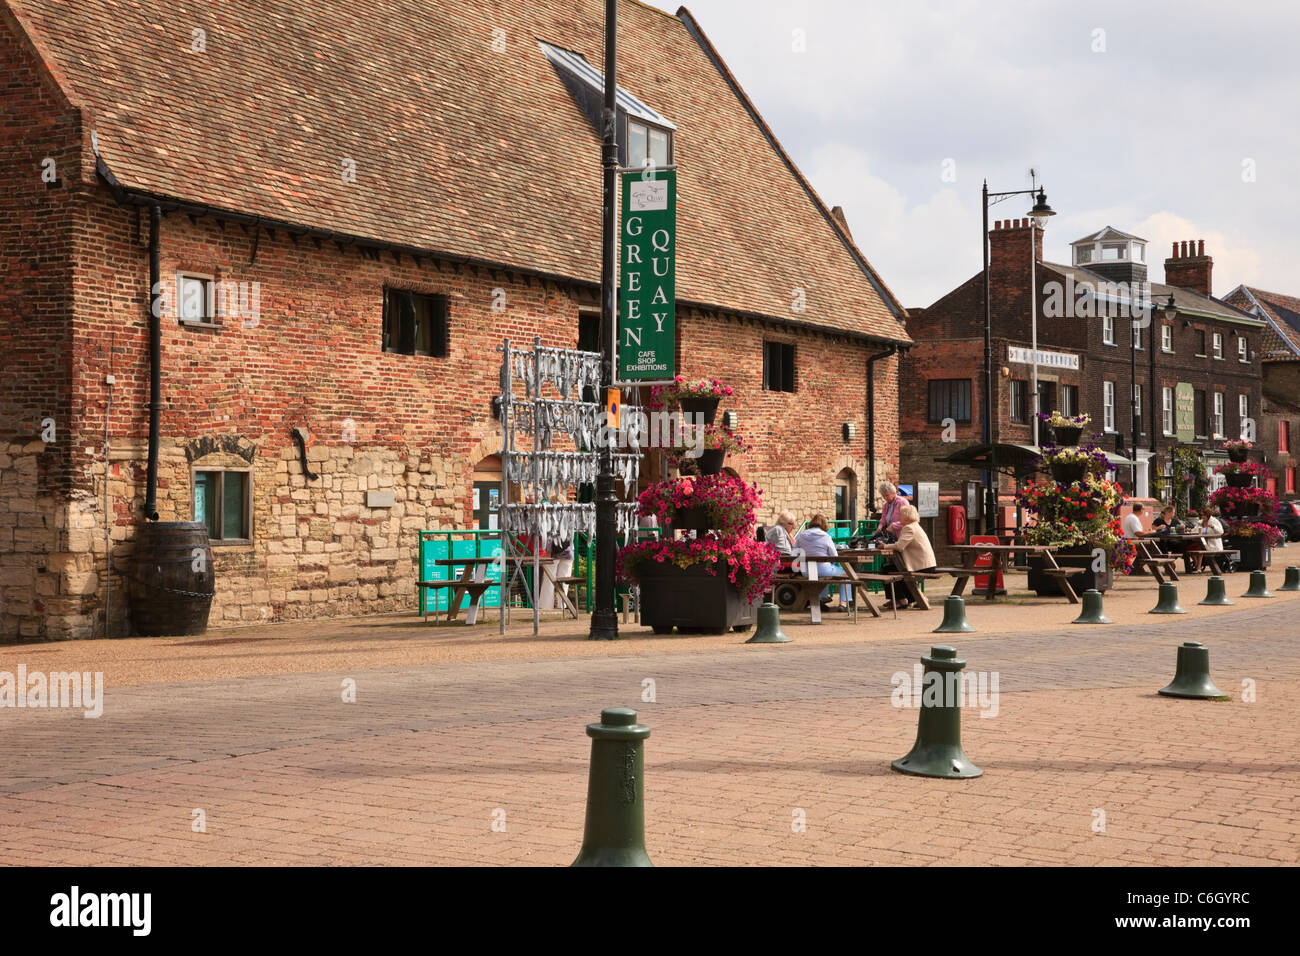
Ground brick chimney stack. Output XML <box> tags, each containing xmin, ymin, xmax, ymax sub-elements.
<box><xmin>988</xmin><ymin>218</ymin><xmax>1044</xmax><ymax>272</ymax></box>
<box><xmin>1164</xmin><ymin>238</ymin><xmax>1213</xmax><ymax>297</ymax></box>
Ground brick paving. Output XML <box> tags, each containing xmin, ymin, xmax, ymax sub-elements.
<box><xmin>1</xmin><ymin>591</ymin><xmax>1298</xmax><ymax>865</ymax></box>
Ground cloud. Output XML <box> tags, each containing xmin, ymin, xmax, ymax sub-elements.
<box><xmin>679</xmin><ymin>0</ymin><xmax>1300</xmax><ymax>304</ymax></box>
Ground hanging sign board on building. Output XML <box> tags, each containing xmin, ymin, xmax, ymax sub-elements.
<box><xmin>917</xmin><ymin>481</ymin><xmax>940</xmax><ymax>518</ymax></box>
<box><xmin>1175</xmin><ymin>382</ymin><xmax>1195</xmax><ymax>443</ymax></box>
<box><xmin>618</xmin><ymin>169</ymin><xmax>676</xmax><ymax>382</ymax></box>
<box><xmin>1007</xmin><ymin>346</ymin><xmax>1079</xmax><ymax>370</ymax></box>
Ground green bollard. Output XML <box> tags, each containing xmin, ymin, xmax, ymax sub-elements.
<box><xmin>571</xmin><ymin>708</ymin><xmax>653</xmax><ymax>867</ymax></box>
<box><xmin>1071</xmin><ymin>589</ymin><xmax>1112</xmax><ymax>624</ymax></box>
<box><xmin>1242</xmin><ymin>570</ymin><xmax>1274</xmax><ymax>598</ymax></box>
<box><xmin>1149</xmin><ymin>581</ymin><xmax>1186</xmax><ymax>614</ymax></box>
<box><xmin>746</xmin><ymin>602</ymin><xmax>792</xmax><ymax>643</ymax></box>
<box><xmin>1198</xmin><ymin>575</ymin><xmax>1233</xmax><ymax>606</ymax></box>
<box><xmin>932</xmin><ymin>594</ymin><xmax>974</xmax><ymax>633</ymax></box>
<box><xmin>891</xmin><ymin>645</ymin><xmax>983</xmax><ymax>779</ymax></box>
<box><xmin>1158</xmin><ymin>642</ymin><xmax>1230</xmax><ymax>700</ymax></box>
<box><xmin>1279</xmin><ymin>566</ymin><xmax>1300</xmax><ymax>592</ymax></box>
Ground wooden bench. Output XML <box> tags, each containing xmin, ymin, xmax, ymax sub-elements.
<box><xmin>1035</xmin><ymin>565</ymin><xmax>1087</xmax><ymax>603</ymax></box>
<box><xmin>1196</xmin><ymin>550</ymin><xmax>1240</xmax><ymax>576</ymax></box>
<box><xmin>858</xmin><ymin>571</ymin><xmax>939</xmax><ymax>612</ymax></box>
<box><xmin>419</xmin><ymin>579</ymin><xmax>495</xmax><ymax>624</ymax></box>
<box><xmin>1134</xmin><ymin>542</ymin><xmax>1180</xmax><ymax>584</ymax></box>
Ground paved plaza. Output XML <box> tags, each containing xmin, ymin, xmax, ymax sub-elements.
<box><xmin>1</xmin><ymin>574</ymin><xmax>1298</xmax><ymax>866</ymax></box>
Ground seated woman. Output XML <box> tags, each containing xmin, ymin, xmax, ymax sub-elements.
<box><xmin>1194</xmin><ymin>507</ymin><xmax>1225</xmax><ymax>571</ymax></box>
<box><xmin>793</xmin><ymin>513</ymin><xmax>851</xmax><ymax>612</ymax></box>
<box><xmin>879</xmin><ymin>504</ymin><xmax>937</xmax><ymax>610</ymax></box>
<box><xmin>764</xmin><ymin>509</ymin><xmax>797</xmax><ymax>556</ymax></box>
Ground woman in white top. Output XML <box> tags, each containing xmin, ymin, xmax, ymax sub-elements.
<box><xmin>793</xmin><ymin>514</ymin><xmax>851</xmax><ymax>610</ymax></box>
<box><xmin>1198</xmin><ymin>508</ymin><xmax>1224</xmax><ymax>552</ymax></box>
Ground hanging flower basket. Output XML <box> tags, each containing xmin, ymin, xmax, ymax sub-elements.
<box><xmin>1224</xmin><ymin>472</ymin><xmax>1253</xmax><ymax>489</ymax></box>
<box><xmin>1050</xmin><ymin>425</ymin><xmax>1084</xmax><ymax>446</ymax></box>
<box><xmin>1224</xmin><ymin>439</ymin><xmax>1252</xmax><ymax>463</ymax></box>
<box><xmin>1050</xmin><ymin>461</ymin><xmax>1086</xmax><ymax>484</ymax></box>
<box><xmin>679</xmin><ymin>395</ymin><xmax>720</xmax><ymax>425</ymax></box>
<box><xmin>697</xmin><ymin>448</ymin><xmax>726</xmax><ymax>475</ymax></box>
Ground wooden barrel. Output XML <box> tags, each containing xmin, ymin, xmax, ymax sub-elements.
<box><xmin>129</xmin><ymin>521</ymin><xmax>215</xmax><ymax>636</ymax></box>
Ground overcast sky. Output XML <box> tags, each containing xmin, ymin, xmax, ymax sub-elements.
<box><xmin>672</xmin><ymin>0</ymin><xmax>1299</xmax><ymax>309</ymax></box>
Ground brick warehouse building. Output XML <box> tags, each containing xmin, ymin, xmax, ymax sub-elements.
<box><xmin>902</xmin><ymin>219</ymin><xmax>1262</xmax><ymax>548</ymax></box>
<box><xmin>1224</xmin><ymin>286</ymin><xmax>1300</xmax><ymax>502</ymax></box>
<box><xmin>0</xmin><ymin>0</ymin><xmax>910</xmax><ymax>639</ymax></box>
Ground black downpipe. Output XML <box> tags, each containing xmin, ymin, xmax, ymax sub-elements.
<box><xmin>866</xmin><ymin>343</ymin><xmax>900</xmax><ymax>516</ymax></box>
<box><xmin>144</xmin><ymin>204</ymin><xmax>161</xmax><ymax>521</ymax></box>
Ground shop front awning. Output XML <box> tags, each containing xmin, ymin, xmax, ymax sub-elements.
<box><xmin>937</xmin><ymin>443</ymin><xmax>1134</xmax><ymax>471</ymax></box>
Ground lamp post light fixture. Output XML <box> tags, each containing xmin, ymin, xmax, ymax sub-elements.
<box><xmin>1130</xmin><ymin>292</ymin><xmax>1177</xmax><ymax>492</ymax></box>
<box><xmin>981</xmin><ymin>178</ymin><xmax>1055</xmax><ymax>533</ymax></box>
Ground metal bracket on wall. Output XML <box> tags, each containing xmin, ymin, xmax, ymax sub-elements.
<box><xmin>292</xmin><ymin>427</ymin><xmax>318</xmax><ymax>481</ymax></box>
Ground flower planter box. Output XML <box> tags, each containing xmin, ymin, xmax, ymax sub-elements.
<box><xmin>1227</xmin><ymin>536</ymin><xmax>1272</xmax><ymax>571</ymax></box>
<box><xmin>1028</xmin><ymin>549</ymin><xmax>1113</xmax><ymax>595</ymax></box>
<box><xmin>636</xmin><ymin>561</ymin><xmax>758</xmax><ymax>635</ymax></box>
<box><xmin>1225</xmin><ymin>472</ymin><xmax>1253</xmax><ymax>488</ymax></box>
<box><xmin>1227</xmin><ymin>447</ymin><xmax>1249</xmax><ymax>463</ymax></box>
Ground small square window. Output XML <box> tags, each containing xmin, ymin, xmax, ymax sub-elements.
<box><xmin>628</xmin><ymin>119</ymin><xmax>671</xmax><ymax>170</ymax></box>
<box><xmin>194</xmin><ymin>470</ymin><xmax>250</xmax><ymax>542</ymax></box>
<box><xmin>763</xmin><ymin>341</ymin><xmax>795</xmax><ymax>392</ymax></box>
<box><xmin>177</xmin><ymin>274</ymin><xmax>214</xmax><ymax>324</ymax></box>
<box><xmin>383</xmin><ymin>288</ymin><xmax>448</xmax><ymax>357</ymax></box>
<box><xmin>1076</xmin><ymin>245</ymin><xmax>1093</xmax><ymax>265</ymax></box>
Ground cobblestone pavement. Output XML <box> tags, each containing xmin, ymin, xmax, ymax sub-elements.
<box><xmin>1</xmin><ymin>598</ymin><xmax>1297</xmax><ymax>865</ymax></box>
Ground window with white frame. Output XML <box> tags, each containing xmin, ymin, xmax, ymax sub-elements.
<box><xmin>176</xmin><ymin>273</ymin><xmax>215</xmax><ymax>324</ymax></box>
<box><xmin>1238</xmin><ymin>336</ymin><xmax>1248</xmax><ymax>362</ymax></box>
<box><xmin>1162</xmin><ymin>387</ymin><xmax>1174</xmax><ymax>435</ymax></box>
<box><xmin>1239</xmin><ymin>394</ymin><xmax>1249</xmax><ymax>431</ymax></box>
<box><xmin>1103</xmin><ymin>381</ymin><xmax>1115</xmax><ymax>432</ymax></box>
<box><xmin>1132</xmin><ymin>321</ymin><xmax>1144</xmax><ymax>351</ymax></box>
<box><xmin>1213</xmin><ymin>392</ymin><xmax>1225</xmax><ymax>437</ymax></box>
<box><xmin>1102</xmin><ymin>315</ymin><xmax>1115</xmax><ymax>345</ymax></box>
<box><xmin>1161</xmin><ymin>324</ymin><xmax>1173</xmax><ymax>352</ymax></box>
<box><xmin>1212</xmin><ymin>332</ymin><xmax>1224</xmax><ymax>359</ymax></box>
<box><xmin>1133</xmin><ymin>383</ymin><xmax>1142</xmax><ymax>422</ymax></box>
<box><xmin>1133</xmin><ymin>243</ymin><xmax>1145</xmax><ymax>262</ymax></box>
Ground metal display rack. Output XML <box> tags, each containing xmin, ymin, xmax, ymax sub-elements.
<box><xmin>498</xmin><ymin>336</ymin><xmax>642</xmax><ymax>634</ymax></box>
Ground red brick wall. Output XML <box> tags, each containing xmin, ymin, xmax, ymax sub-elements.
<box><xmin>0</xmin><ymin>13</ymin><xmax>86</xmax><ymax>637</ymax></box>
<box><xmin>6</xmin><ymin>172</ymin><xmax>904</xmax><ymax>636</ymax></box>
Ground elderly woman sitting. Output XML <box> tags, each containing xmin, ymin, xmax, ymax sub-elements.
<box><xmin>794</xmin><ymin>514</ymin><xmax>851</xmax><ymax>612</ymax></box>
<box><xmin>764</xmin><ymin>509</ymin><xmax>797</xmax><ymax>556</ymax></box>
<box><xmin>879</xmin><ymin>504</ymin><xmax>937</xmax><ymax>610</ymax></box>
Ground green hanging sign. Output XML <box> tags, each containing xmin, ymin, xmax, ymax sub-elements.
<box><xmin>618</xmin><ymin>169</ymin><xmax>676</xmax><ymax>381</ymax></box>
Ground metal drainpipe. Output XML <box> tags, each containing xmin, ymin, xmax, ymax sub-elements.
<box><xmin>144</xmin><ymin>204</ymin><xmax>161</xmax><ymax>521</ymax></box>
<box><xmin>867</xmin><ymin>343</ymin><xmax>900</xmax><ymax>515</ymax></box>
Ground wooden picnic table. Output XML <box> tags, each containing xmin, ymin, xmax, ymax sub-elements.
<box><xmin>1142</xmin><ymin>533</ymin><xmax>1235</xmax><ymax>576</ymax></box>
<box><xmin>840</xmin><ymin>547</ymin><xmax>935</xmax><ymax>610</ymax></box>
<box><xmin>945</xmin><ymin>543</ymin><xmax>1085</xmax><ymax>603</ymax></box>
<box><xmin>420</xmin><ymin>554</ymin><xmax>580</xmax><ymax>625</ymax></box>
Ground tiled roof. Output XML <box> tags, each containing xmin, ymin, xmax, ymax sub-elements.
<box><xmin>3</xmin><ymin>0</ymin><xmax>908</xmax><ymax>342</ymax></box>
<box><xmin>1043</xmin><ymin>262</ymin><xmax>1263</xmax><ymax>324</ymax></box>
<box><xmin>1225</xmin><ymin>285</ymin><xmax>1300</xmax><ymax>360</ymax></box>
<box><xmin>1071</xmin><ymin>226</ymin><xmax>1146</xmax><ymax>244</ymax></box>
